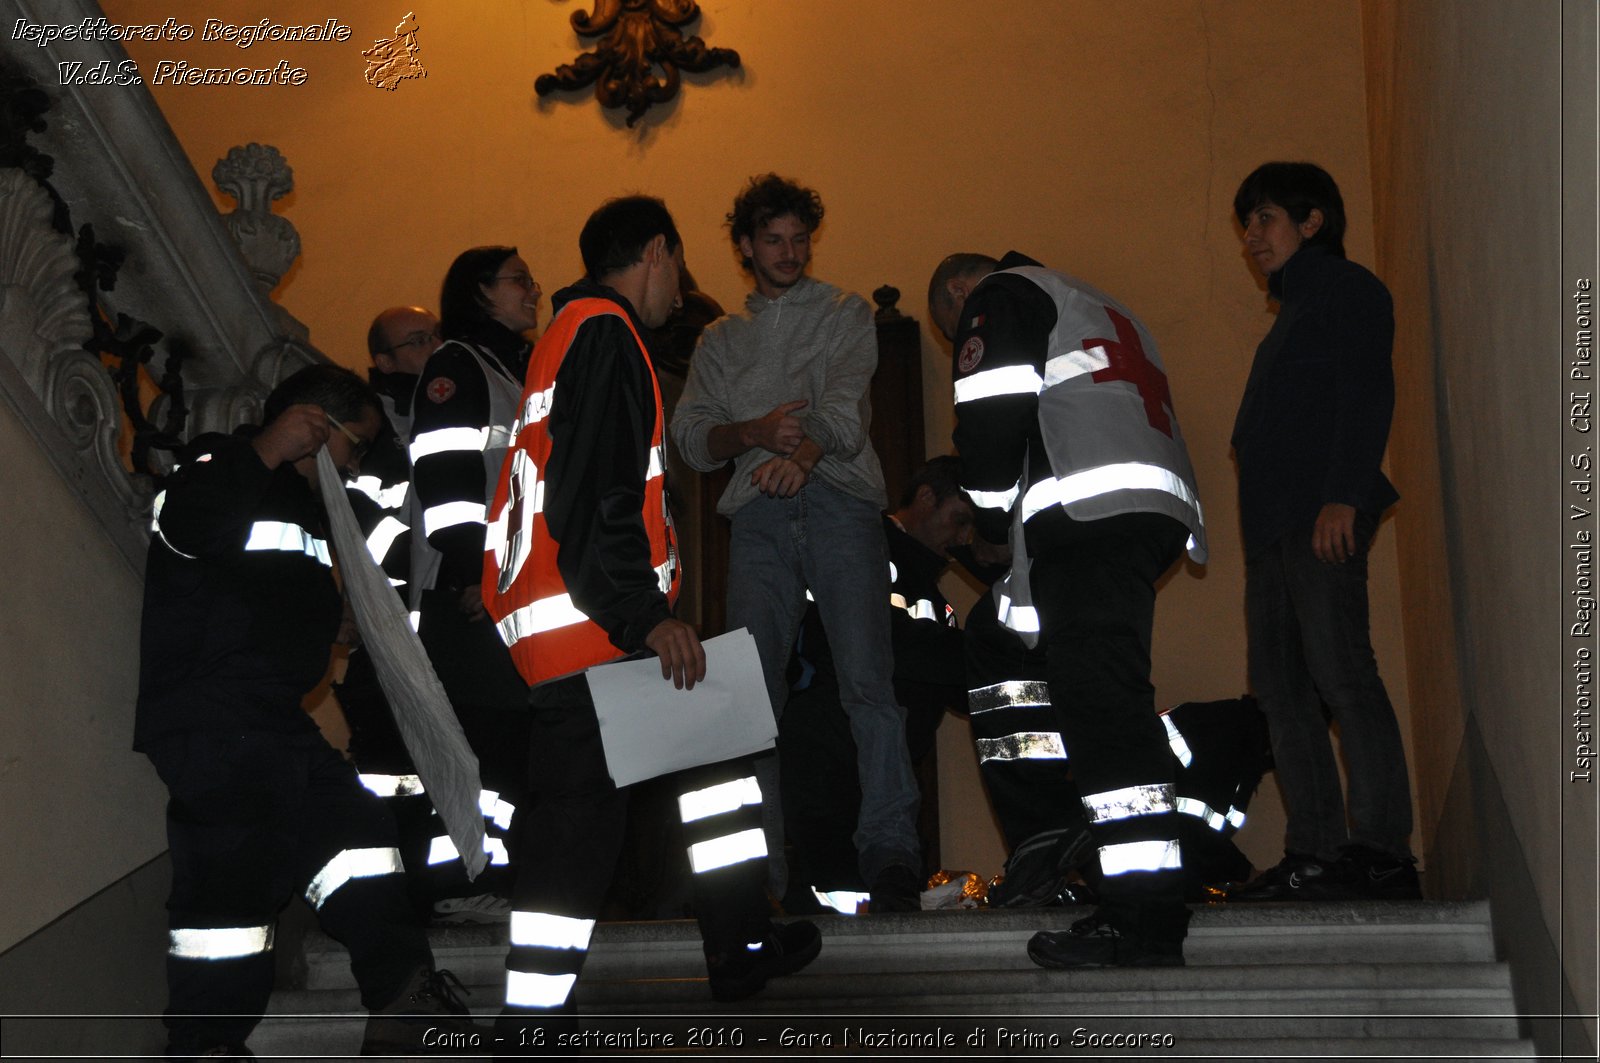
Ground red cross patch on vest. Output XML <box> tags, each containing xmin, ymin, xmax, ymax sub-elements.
<box><xmin>1085</xmin><ymin>307</ymin><xmax>1173</xmax><ymax>437</ymax></box>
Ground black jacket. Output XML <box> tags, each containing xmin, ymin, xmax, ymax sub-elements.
<box><xmin>135</xmin><ymin>433</ymin><xmax>340</xmax><ymax>749</ymax></box>
<box><xmin>1231</xmin><ymin>244</ymin><xmax>1399</xmax><ymax>558</ymax></box>
<box><xmin>347</xmin><ymin>368</ymin><xmax>416</xmax><ymax>593</ymax></box>
<box><xmin>543</xmin><ymin>279</ymin><xmax>674</xmax><ymax>653</ymax></box>
<box><xmin>410</xmin><ymin>322</ymin><xmax>528</xmax><ymax>591</ymax></box>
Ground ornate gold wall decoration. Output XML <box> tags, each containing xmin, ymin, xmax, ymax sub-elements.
<box><xmin>536</xmin><ymin>0</ymin><xmax>740</xmax><ymax>128</ymax></box>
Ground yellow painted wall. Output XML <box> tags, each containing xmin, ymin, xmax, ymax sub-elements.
<box><xmin>103</xmin><ymin>0</ymin><xmax>1408</xmax><ymax>875</ymax></box>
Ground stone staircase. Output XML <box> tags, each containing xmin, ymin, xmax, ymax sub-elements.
<box><xmin>251</xmin><ymin>900</ymin><xmax>1534</xmax><ymax>1060</ymax></box>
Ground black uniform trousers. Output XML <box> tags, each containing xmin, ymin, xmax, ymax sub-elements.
<box><xmin>1029</xmin><ymin>510</ymin><xmax>1189</xmax><ymax>943</ymax></box>
<box><xmin>496</xmin><ymin>674</ymin><xmax>770</xmax><ymax>1046</ymax></box>
<box><xmin>968</xmin><ymin>620</ymin><xmax>1265</xmax><ymax>896</ymax></box>
<box><xmin>965</xmin><ymin>588</ymin><xmax>1082</xmax><ymax>851</ymax></box>
<box><xmin>146</xmin><ymin>726</ymin><xmax>429</xmax><ymax>1052</ymax></box>
<box><xmin>337</xmin><ymin>649</ymin><xmax>443</xmax><ymax>916</ymax></box>
<box><xmin>418</xmin><ymin>592</ymin><xmax>532</xmax><ymax>889</ymax></box>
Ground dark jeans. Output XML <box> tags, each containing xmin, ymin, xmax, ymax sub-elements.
<box><xmin>1245</xmin><ymin>511</ymin><xmax>1414</xmax><ymax>860</ymax></box>
<box><xmin>1030</xmin><ymin>511</ymin><xmax>1190</xmax><ymax>943</ymax></box>
<box><xmin>728</xmin><ymin>482</ymin><xmax>921</xmax><ymax>892</ymax></box>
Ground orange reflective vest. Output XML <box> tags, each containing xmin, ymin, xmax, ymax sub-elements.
<box><xmin>482</xmin><ymin>298</ymin><xmax>679</xmax><ymax>687</ymax></box>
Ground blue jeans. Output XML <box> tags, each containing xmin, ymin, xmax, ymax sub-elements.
<box><xmin>727</xmin><ymin>481</ymin><xmax>920</xmax><ymax>893</ymax></box>
<box><xmin>1245</xmin><ymin>512</ymin><xmax>1414</xmax><ymax>861</ymax></box>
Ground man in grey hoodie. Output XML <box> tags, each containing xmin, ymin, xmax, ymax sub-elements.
<box><xmin>671</xmin><ymin>174</ymin><xmax>922</xmax><ymax>912</ymax></box>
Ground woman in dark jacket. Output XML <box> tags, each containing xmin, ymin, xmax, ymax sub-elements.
<box><xmin>406</xmin><ymin>246</ymin><xmax>542</xmax><ymax>921</ymax></box>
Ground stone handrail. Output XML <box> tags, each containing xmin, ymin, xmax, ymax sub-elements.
<box><xmin>0</xmin><ymin>0</ymin><xmax>326</xmax><ymax>574</ymax></box>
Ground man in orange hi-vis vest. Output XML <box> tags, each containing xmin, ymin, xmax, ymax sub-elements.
<box><xmin>482</xmin><ymin>197</ymin><xmax>820</xmax><ymax>1049</ymax></box>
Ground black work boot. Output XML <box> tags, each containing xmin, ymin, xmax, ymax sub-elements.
<box><xmin>1027</xmin><ymin>911</ymin><xmax>1184</xmax><ymax>968</ymax></box>
<box><xmin>989</xmin><ymin>824</ymin><xmax>1096</xmax><ymax>908</ymax></box>
<box><xmin>361</xmin><ymin>966</ymin><xmax>486</xmax><ymax>1055</ymax></box>
<box><xmin>706</xmin><ymin>920</ymin><xmax>822</xmax><ymax>1002</ymax></box>
<box><xmin>1226</xmin><ymin>851</ymin><xmax>1334</xmax><ymax>901</ymax></box>
<box><xmin>866</xmin><ymin>863</ymin><xmax>923</xmax><ymax>913</ymax></box>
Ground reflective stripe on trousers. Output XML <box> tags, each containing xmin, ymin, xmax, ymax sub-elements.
<box><xmin>303</xmin><ymin>847</ymin><xmax>404</xmax><ymax>909</ymax></box>
<box><xmin>969</xmin><ymin>680</ymin><xmax>1065</xmax><ymax>763</ymax></box>
<box><xmin>167</xmin><ymin>924</ymin><xmax>275</xmax><ymax>960</ymax></box>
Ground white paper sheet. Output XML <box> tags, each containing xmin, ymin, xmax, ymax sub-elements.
<box><xmin>584</xmin><ymin>628</ymin><xmax>776</xmax><ymax>787</ymax></box>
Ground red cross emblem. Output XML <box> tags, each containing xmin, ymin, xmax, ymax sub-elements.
<box><xmin>1084</xmin><ymin>306</ymin><xmax>1173</xmax><ymax>437</ymax></box>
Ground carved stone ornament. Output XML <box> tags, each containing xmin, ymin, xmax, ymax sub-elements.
<box><xmin>0</xmin><ymin>168</ymin><xmax>90</xmax><ymax>385</ymax></box>
<box><xmin>0</xmin><ymin>167</ymin><xmax>150</xmax><ymax>534</ymax></box>
<box><xmin>536</xmin><ymin>0</ymin><xmax>740</xmax><ymax>128</ymax></box>
<box><xmin>212</xmin><ymin>143</ymin><xmax>302</xmax><ymax>293</ymax></box>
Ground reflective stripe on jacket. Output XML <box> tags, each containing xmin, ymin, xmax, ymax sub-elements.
<box><xmin>953</xmin><ymin>259</ymin><xmax>1208</xmax><ymax>644</ymax></box>
<box><xmin>407</xmin><ymin>341</ymin><xmax>524</xmax><ymax>610</ymax></box>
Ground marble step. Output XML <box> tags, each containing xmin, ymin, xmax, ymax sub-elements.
<box><xmin>275</xmin><ymin>959</ymin><xmax>1519</xmax><ymax>1015</ymax></box>
<box><xmin>292</xmin><ymin>900</ymin><xmax>1501</xmax><ymax>991</ymax></box>
<box><xmin>251</xmin><ymin>899</ymin><xmax>1527</xmax><ymax>1058</ymax></box>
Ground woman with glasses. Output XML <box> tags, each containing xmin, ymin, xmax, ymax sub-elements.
<box><xmin>404</xmin><ymin>246</ymin><xmax>542</xmax><ymax>922</ymax></box>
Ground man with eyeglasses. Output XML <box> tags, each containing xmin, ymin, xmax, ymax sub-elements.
<box><xmin>360</xmin><ymin>305</ymin><xmax>444</xmax><ymax>591</ymax></box>
<box><xmin>136</xmin><ymin>365</ymin><xmax>479</xmax><ymax>1057</ymax></box>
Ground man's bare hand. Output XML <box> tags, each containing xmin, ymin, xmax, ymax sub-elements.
<box><xmin>644</xmin><ymin>618</ymin><xmax>706</xmax><ymax>690</ymax></box>
<box><xmin>746</xmin><ymin>400</ymin><xmax>808</xmax><ymax>456</ymax></box>
<box><xmin>252</xmin><ymin>404</ymin><xmax>331</xmax><ymax>469</ymax></box>
<box><xmin>335</xmin><ymin>598</ymin><xmax>361</xmax><ymax>647</ymax></box>
<box><xmin>969</xmin><ymin>535</ymin><xmax>1013</xmax><ymax>567</ymax></box>
<box><xmin>1312</xmin><ymin>502</ymin><xmax>1358</xmax><ymax>563</ymax></box>
<box><xmin>458</xmin><ymin>584</ymin><xmax>487</xmax><ymax>621</ymax></box>
<box><xmin>750</xmin><ymin>456</ymin><xmax>809</xmax><ymax>498</ymax></box>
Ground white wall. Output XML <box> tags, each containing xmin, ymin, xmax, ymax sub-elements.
<box><xmin>0</xmin><ymin>395</ymin><xmax>166</xmax><ymax>953</ymax></box>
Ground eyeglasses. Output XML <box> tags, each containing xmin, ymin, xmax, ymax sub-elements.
<box><xmin>384</xmin><ymin>326</ymin><xmax>440</xmax><ymax>353</ymax></box>
<box><xmin>493</xmin><ymin>272</ymin><xmax>540</xmax><ymax>293</ymax></box>
<box><xmin>326</xmin><ymin>413</ymin><xmax>373</xmax><ymax>464</ymax></box>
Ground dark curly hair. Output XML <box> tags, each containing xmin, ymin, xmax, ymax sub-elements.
<box><xmin>727</xmin><ymin>174</ymin><xmax>824</xmax><ymax>259</ymax></box>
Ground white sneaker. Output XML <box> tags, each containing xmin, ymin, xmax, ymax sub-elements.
<box><xmin>431</xmin><ymin>893</ymin><xmax>513</xmax><ymax>925</ymax></box>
